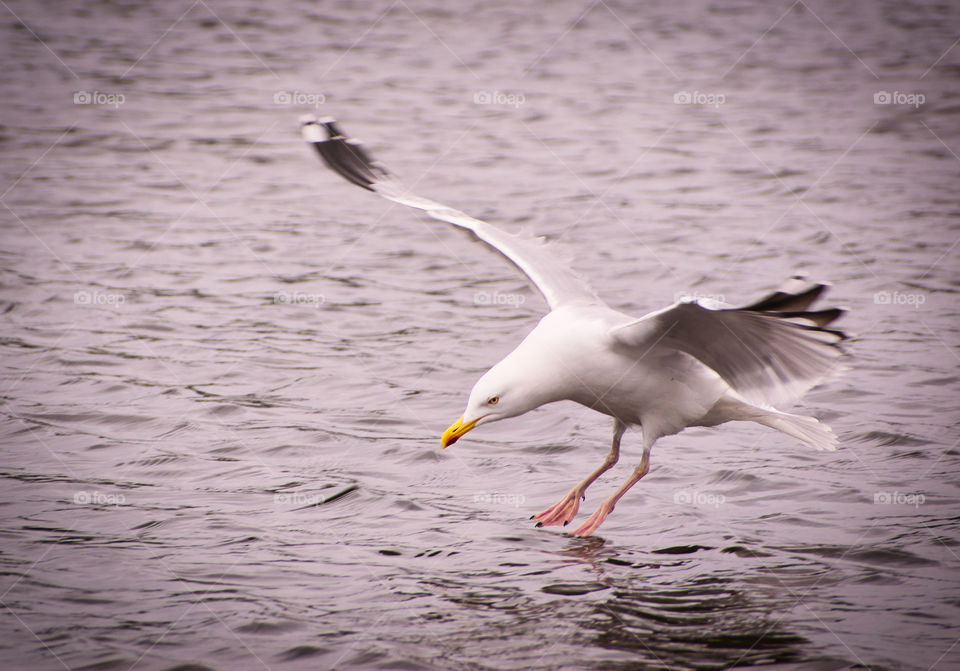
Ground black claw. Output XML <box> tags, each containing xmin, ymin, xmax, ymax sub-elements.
<box><xmin>563</xmin><ymin>521</ymin><xmax>569</xmax><ymax>526</ymax></box>
<box><xmin>535</xmin><ymin>522</ymin><xmax>543</xmax><ymax>528</ymax></box>
<box><xmin>529</xmin><ymin>515</ymin><xmax>535</xmax><ymax>520</ymax></box>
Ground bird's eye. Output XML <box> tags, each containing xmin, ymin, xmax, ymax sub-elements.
<box><xmin>487</xmin><ymin>396</ymin><xmax>500</xmax><ymax>405</ymax></box>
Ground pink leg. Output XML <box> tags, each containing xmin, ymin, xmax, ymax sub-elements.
<box><xmin>571</xmin><ymin>445</ymin><xmax>651</xmax><ymax>537</ymax></box>
<box><xmin>533</xmin><ymin>420</ymin><xmax>626</xmax><ymax>527</ymax></box>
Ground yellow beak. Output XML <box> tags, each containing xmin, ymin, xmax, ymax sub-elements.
<box><xmin>441</xmin><ymin>415</ymin><xmax>480</xmax><ymax>448</ymax></box>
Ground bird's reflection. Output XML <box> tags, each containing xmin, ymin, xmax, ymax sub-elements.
<box><xmin>539</xmin><ymin>538</ymin><xmax>811</xmax><ymax>668</ymax></box>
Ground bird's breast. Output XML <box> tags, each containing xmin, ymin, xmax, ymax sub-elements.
<box><xmin>562</xmin><ymin>346</ymin><xmax>727</xmax><ymax>428</ymax></box>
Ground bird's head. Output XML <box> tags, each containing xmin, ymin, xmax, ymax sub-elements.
<box><xmin>441</xmin><ymin>363</ymin><xmax>531</xmax><ymax>447</ymax></box>
<box><xmin>440</xmin><ymin>316</ymin><xmax>568</xmax><ymax>448</ymax></box>
<box><xmin>441</xmin><ymin>362</ymin><xmax>536</xmax><ymax>448</ymax></box>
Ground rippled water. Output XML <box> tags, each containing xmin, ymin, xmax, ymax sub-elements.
<box><xmin>2</xmin><ymin>1</ymin><xmax>959</xmax><ymax>669</ymax></box>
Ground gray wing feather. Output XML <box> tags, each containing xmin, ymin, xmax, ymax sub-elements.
<box><xmin>610</xmin><ymin>285</ymin><xmax>846</xmax><ymax>407</ymax></box>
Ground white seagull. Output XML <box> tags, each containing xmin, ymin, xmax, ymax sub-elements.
<box><xmin>301</xmin><ymin>116</ymin><xmax>847</xmax><ymax>537</ymax></box>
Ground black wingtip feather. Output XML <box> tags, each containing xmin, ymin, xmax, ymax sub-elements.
<box><xmin>732</xmin><ymin>282</ymin><xmax>848</xmax><ymax>344</ymax></box>
<box><xmin>302</xmin><ymin>118</ymin><xmax>390</xmax><ymax>191</ymax></box>
<box><xmin>743</xmin><ymin>284</ymin><xmax>827</xmax><ymax>313</ymax></box>
<box><xmin>778</xmin><ymin>307</ymin><xmax>845</xmax><ymax>329</ymax></box>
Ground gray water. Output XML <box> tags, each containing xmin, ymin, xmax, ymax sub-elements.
<box><xmin>1</xmin><ymin>1</ymin><xmax>959</xmax><ymax>669</ymax></box>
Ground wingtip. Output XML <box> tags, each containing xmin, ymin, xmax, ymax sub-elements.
<box><xmin>301</xmin><ymin>116</ymin><xmax>389</xmax><ymax>190</ymax></box>
<box><xmin>300</xmin><ymin>116</ymin><xmax>325</xmax><ymax>143</ymax></box>
<box><xmin>780</xmin><ymin>276</ymin><xmax>831</xmax><ymax>296</ymax></box>
<box><xmin>300</xmin><ymin>114</ymin><xmax>337</xmax><ymax>124</ymax></box>
<box><xmin>300</xmin><ymin>115</ymin><xmax>341</xmax><ymax>142</ymax></box>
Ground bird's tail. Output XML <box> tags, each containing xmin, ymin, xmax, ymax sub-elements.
<box><xmin>715</xmin><ymin>395</ymin><xmax>838</xmax><ymax>451</ymax></box>
<box><xmin>752</xmin><ymin>410</ymin><xmax>838</xmax><ymax>451</ymax></box>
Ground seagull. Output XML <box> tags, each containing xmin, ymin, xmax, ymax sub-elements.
<box><xmin>300</xmin><ymin>116</ymin><xmax>847</xmax><ymax>537</ymax></box>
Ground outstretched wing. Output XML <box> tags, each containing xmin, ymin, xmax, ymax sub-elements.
<box><xmin>301</xmin><ymin>116</ymin><xmax>600</xmax><ymax>311</ymax></box>
<box><xmin>610</xmin><ymin>280</ymin><xmax>847</xmax><ymax>407</ymax></box>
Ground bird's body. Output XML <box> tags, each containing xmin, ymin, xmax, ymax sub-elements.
<box><xmin>301</xmin><ymin>116</ymin><xmax>847</xmax><ymax>537</ymax></box>
<box><xmin>483</xmin><ymin>303</ymin><xmax>729</xmax><ymax>433</ymax></box>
